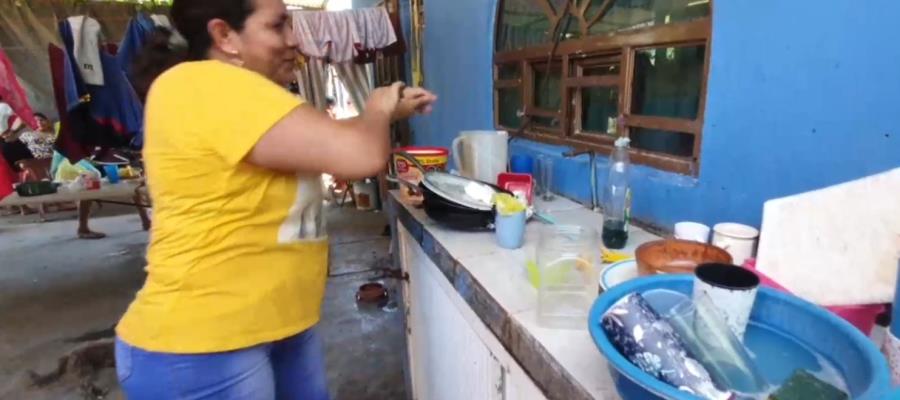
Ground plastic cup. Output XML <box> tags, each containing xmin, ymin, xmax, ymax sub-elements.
<box><xmin>495</xmin><ymin>211</ymin><xmax>526</xmax><ymax>249</ymax></box>
<box><xmin>674</xmin><ymin>221</ymin><xmax>711</xmax><ymax>243</ymax></box>
<box><xmin>104</xmin><ymin>165</ymin><xmax>120</xmax><ymax>184</ymax></box>
<box><xmin>536</xmin><ymin>155</ymin><xmax>554</xmax><ymax>201</ymax></box>
<box><xmin>665</xmin><ymin>293</ymin><xmax>769</xmax><ymax>396</ymax></box>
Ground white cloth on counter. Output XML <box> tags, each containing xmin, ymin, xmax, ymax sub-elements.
<box><xmin>292</xmin><ymin>8</ymin><xmax>396</xmax><ymax>62</ymax></box>
<box><xmin>68</xmin><ymin>16</ymin><xmax>105</xmax><ymax>85</ymax></box>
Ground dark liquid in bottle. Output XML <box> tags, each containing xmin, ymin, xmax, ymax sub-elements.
<box><xmin>602</xmin><ymin>220</ymin><xmax>628</xmax><ymax>249</ymax></box>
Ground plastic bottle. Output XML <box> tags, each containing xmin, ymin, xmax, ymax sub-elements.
<box><xmin>601</xmin><ymin>137</ymin><xmax>631</xmax><ymax>249</ymax></box>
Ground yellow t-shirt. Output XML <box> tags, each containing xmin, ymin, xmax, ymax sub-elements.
<box><xmin>117</xmin><ymin>61</ymin><xmax>328</xmax><ymax>353</ymax></box>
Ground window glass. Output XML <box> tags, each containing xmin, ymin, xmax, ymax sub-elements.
<box><xmin>630</xmin><ymin>128</ymin><xmax>694</xmax><ymax>158</ymax></box>
<box><xmin>581</xmin><ymin>87</ymin><xmax>619</xmax><ymax>135</ymax></box>
<box><xmin>631</xmin><ymin>45</ymin><xmax>705</xmax><ymax>119</ymax></box>
<box><xmin>588</xmin><ymin>0</ymin><xmax>710</xmax><ymax>34</ymax></box>
<box><xmin>497</xmin><ymin>88</ymin><xmax>523</xmax><ymax>128</ymax></box>
<box><xmin>497</xmin><ymin>63</ymin><xmax>521</xmax><ymax>80</ymax></box>
<box><xmin>533</xmin><ymin>63</ymin><xmax>562</xmax><ymax>110</ymax></box>
<box><xmin>497</xmin><ymin>0</ymin><xmax>554</xmax><ymax>51</ymax></box>
<box><xmin>532</xmin><ymin>115</ymin><xmax>561</xmax><ymax>129</ymax></box>
<box><xmin>583</xmin><ymin>64</ymin><xmax>620</xmax><ymax>76</ymax></box>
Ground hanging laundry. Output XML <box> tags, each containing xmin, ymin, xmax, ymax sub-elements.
<box><xmin>0</xmin><ymin>151</ymin><xmax>14</xmax><ymax>200</ymax></box>
<box><xmin>118</xmin><ymin>13</ymin><xmax>156</xmax><ymax>79</ymax></box>
<box><xmin>149</xmin><ymin>14</ymin><xmax>187</xmax><ymax>47</ymax></box>
<box><xmin>90</xmin><ymin>52</ymin><xmax>144</xmax><ymax>146</ymax></box>
<box><xmin>354</xmin><ymin>8</ymin><xmax>406</xmax><ymax>64</ymax></box>
<box><xmin>292</xmin><ymin>8</ymin><xmax>397</xmax><ymax>63</ymax></box>
<box><xmin>150</xmin><ymin>14</ymin><xmax>172</xmax><ymax>29</ymax></box>
<box><xmin>52</xmin><ymin>19</ymin><xmax>142</xmax><ymax>161</ymax></box>
<box><xmin>0</xmin><ymin>49</ymin><xmax>38</xmax><ymax>130</ymax></box>
<box><xmin>49</xmin><ymin>43</ymin><xmax>97</xmax><ymax>162</ymax></box>
<box><xmin>351</xmin><ymin>8</ymin><xmax>396</xmax><ymax>53</ymax></box>
<box><xmin>0</xmin><ymin>103</ymin><xmax>11</xmax><ymax>132</ymax></box>
<box><xmin>68</xmin><ymin>16</ymin><xmax>105</xmax><ymax>86</ymax></box>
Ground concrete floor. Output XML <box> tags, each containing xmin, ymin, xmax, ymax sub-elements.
<box><xmin>0</xmin><ymin>203</ymin><xmax>407</xmax><ymax>399</ymax></box>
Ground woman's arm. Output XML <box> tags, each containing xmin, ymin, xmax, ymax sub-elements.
<box><xmin>246</xmin><ymin>83</ymin><xmax>436</xmax><ymax>179</ymax></box>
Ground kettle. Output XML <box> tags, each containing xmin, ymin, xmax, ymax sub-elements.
<box><xmin>451</xmin><ymin>130</ymin><xmax>509</xmax><ymax>184</ymax></box>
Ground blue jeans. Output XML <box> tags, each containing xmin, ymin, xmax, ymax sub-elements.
<box><xmin>116</xmin><ymin>328</ymin><xmax>329</xmax><ymax>400</ymax></box>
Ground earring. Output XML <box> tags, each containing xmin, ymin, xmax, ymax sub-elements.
<box><xmin>228</xmin><ymin>50</ymin><xmax>244</xmax><ymax>67</ymax></box>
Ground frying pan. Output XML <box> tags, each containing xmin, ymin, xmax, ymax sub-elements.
<box><xmin>390</xmin><ymin>151</ymin><xmax>508</xmax><ymax>230</ymax></box>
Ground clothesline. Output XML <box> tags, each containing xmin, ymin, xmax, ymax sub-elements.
<box><xmin>292</xmin><ymin>7</ymin><xmax>401</xmax><ymax>64</ymax></box>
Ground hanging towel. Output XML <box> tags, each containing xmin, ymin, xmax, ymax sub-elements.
<box><xmin>351</xmin><ymin>8</ymin><xmax>396</xmax><ymax>52</ymax></box>
<box><xmin>0</xmin><ymin>49</ymin><xmax>38</xmax><ymax>130</ymax></box>
<box><xmin>354</xmin><ymin>8</ymin><xmax>406</xmax><ymax>64</ymax></box>
<box><xmin>68</xmin><ymin>16</ymin><xmax>105</xmax><ymax>86</ymax></box>
<box><xmin>293</xmin><ymin>8</ymin><xmax>397</xmax><ymax>63</ymax></box>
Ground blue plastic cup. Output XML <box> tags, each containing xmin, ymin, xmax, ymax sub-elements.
<box><xmin>510</xmin><ymin>154</ymin><xmax>535</xmax><ymax>175</ymax></box>
<box><xmin>104</xmin><ymin>165</ymin><xmax>120</xmax><ymax>184</ymax></box>
<box><xmin>495</xmin><ymin>211</ymin><xmax>527</xmax><ymax>249</ymax></box>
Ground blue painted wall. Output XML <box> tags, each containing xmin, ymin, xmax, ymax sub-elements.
<box><xmin>406</xmin><ymin>0</ymin><xmax>900</xmax><ymax>230</ymax></box>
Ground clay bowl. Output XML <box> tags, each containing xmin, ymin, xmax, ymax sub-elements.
<box><xmin>635</xmin><ymin>239</ymin><xmax>733</xmax><ymax>276</ymax></box>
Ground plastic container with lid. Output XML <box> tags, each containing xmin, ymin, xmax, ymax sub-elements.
<box><xmin>536</xmin><ymin>225</ymin><xmax>599</xmax><ymax>329</ymax></box>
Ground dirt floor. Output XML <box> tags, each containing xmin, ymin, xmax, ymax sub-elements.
<box><xmin>0</xmin><ymin>202</ymin><xmax>407</xmax><ymax>399</ymax></box>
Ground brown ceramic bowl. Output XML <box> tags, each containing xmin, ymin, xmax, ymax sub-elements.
<box><xmin>635</xmin><ymin>239</ymin><xmax>733</xmax><ymax>276</ymax></box>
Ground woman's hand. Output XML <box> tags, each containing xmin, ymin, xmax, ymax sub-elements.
<box><xmin>365</xmin><ymin>82</ymin><xmax>405</xmax><ymax>121</ymax></box>
<box><xmin>394</xmin><ymin>86</ymin><xmax>437</xmax><ymax>121</ymax></box>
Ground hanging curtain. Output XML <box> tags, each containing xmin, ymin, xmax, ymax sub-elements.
<box><xmin>294</xmin><ymin>57</ymin><xmax>329</xmax><ymax>110</ymax></box>
<box><xmin>333</xmin><ymin>62</ymin><xmax>373</xmax><ymax>112</ymax></box>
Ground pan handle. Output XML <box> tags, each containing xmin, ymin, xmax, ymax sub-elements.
<box><xmin>385</xmin><ymin>174</ymin><xmax>422</xmax><ymax>196</ymax></box>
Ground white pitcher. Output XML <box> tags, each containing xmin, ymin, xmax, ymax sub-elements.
<box><xmin>451</xmin><ymin>130</ymin><xmax>509</xmax><ymax>184</ymax></box>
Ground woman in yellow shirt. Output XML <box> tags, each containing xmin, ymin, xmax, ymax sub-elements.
<box><xmin>114</xmin><ymin>0</ymin><xmax>436</xmax><ymax>398</ymax></box>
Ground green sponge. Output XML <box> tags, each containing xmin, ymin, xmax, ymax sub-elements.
<box><xmin>770</xmin><ymin>369</ymin><xmax>848</xmax><ymax>400</ymax></box>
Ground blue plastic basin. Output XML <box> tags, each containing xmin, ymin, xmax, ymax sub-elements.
<box><xmin>588</xmin><ymin>275</ymin><xmax>894</xmax><ymax>399</ymax></box>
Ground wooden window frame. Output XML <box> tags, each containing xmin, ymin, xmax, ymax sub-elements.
<box><xmin>493</xmin><ymin>1</ymin><xmax>712</xmax><ymax>175</ymax></box>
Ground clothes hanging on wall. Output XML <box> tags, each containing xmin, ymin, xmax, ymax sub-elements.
<box><xmin>292</xmin><ymin>8</ymin><xmax>397</xmax><ymax>63</ymax></box>
<box><xmin>0</xmin><ymin>49</ymin><xmax>38</xmax><ymax>130</ymax></box>
<box><xmin>67</xmin><ymin>16</ymin><xmax>105</xmax><ymax>86</ymax></box>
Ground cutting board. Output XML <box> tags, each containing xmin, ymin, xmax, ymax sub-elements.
<box><xmin>756</xmin><ymin>167</ymin><xmax>900</xmax><ymax>306</ymax></box>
